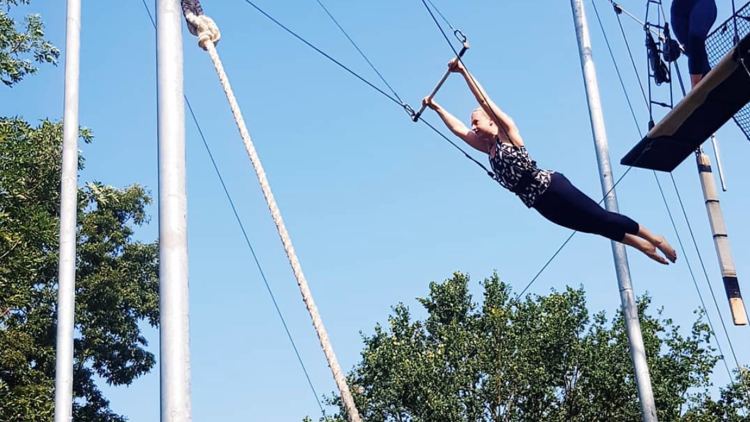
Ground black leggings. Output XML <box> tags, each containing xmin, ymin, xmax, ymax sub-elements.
<box><xmin>671</xmin><ymin>0</ymin><xmax>717</xmax><ymax>75</ymax></box>
<box><xmin>532</xmin><ymin>173</ymin><xmax>640</xmax><ymax>242</ymax></box>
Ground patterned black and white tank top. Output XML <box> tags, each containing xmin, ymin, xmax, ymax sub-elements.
<box><xmin>489</xmin><ymin>138</ymin><xmax>552</xmax><ymax>208</ymax></box>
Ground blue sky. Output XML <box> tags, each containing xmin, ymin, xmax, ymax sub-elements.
<box><xmin>3</xmin><ymin>0</ymin><xmax>750</xmax><ymax>420</ymax></box>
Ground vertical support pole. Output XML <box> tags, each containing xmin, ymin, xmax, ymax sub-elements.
<box><xmin>696</xmin><ymin>150</ymin><xmax>746</xmax><ymax>325</ymax></box>
<box><xmin>157</xmin><ymin>1</ymin><xmax>192</xmax><ymax>421</ymax></box>
<box><xmin>677</xmin><ymin>57</ymin><xmax>742</xmax><ymax>325</ymax></box>
<box><xmin>54</xmin><ymin>1</ymin><xmax>81</xmax><ymax>420</ymax></box>
<box><xmin>709</xmin><ymin>135</ymin><xmax>727</xmax><ymax>191</ymax></box>
<box><xmin>570</xmin><ymin>1</ymin><xmax>659</xmax><ymax>420</ymax></box>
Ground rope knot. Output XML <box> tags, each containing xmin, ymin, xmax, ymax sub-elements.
<box><xmin>184</xmin><ymin>13</ymin><xmax>221</xmax><ymax>50</ymax></box>
<box><xmin>181</xmin><ymin>0</ymin><xmax>221</xmax><ymax>50</ymax></box>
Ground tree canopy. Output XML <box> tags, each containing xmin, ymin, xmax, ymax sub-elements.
<box><xmin>317</xmin><ymin>273</ymin><xmax>749</xmax><ymax>421</ymax></box>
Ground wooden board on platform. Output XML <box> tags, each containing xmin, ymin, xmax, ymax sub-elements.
<box><xmin>621</xmin><ymin>33</ymin><xmax>750</xmax><ymax>172</ymax></box>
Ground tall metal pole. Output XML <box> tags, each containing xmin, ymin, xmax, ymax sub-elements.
<box><xmin>157</xmin><ymin>1</ymin><xmax>191</xmax><ymax>421</ymax></box>
<box><xmin>696</xmin><ymin>149</ymin><xmax>747</xmax><ymax>325</ymax></box>
<box><xmin>54</xmin><ymin>1</ymin><xmax>81</xmax><ymax>420</ymax></box>
<box><xmin>673</xmin><ymin>66</ymin><xmax>744</xmax><ymax>325</ymax></box>
<box><xmin>570</xmin><ymin>1</ymin><xmax>658</xmax><ymax>420</ymax></box>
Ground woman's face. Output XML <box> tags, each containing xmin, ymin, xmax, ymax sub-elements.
<box><xmin>471</xmin><ymin>110</ymin><xmax>496</xmax><ymax>139</ymax></box>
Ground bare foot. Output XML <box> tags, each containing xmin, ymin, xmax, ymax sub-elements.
<box><xmin>653</xmin><ymin>235</ymin><xmax>677</xmax><ymax>263</ymax></box>
<box><xmin>644</xmin><ymin>246</ymin><xmax>669</xmax><ymax>265</ymax></box>
<box><xmin>623</xmin><ymin>234</ymin><xmax>670</xmax><ymax>265</ymax></box>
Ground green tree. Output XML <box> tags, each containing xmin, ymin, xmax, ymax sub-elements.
<box><xmin>0</xmin><ymin>118</ymin><xmax>159</xmax><ymax>422</ymax></box>
<box><xmin>1</xmin><ymin>2</ymin><xmax>158</xmax><ymax>419</ymax></box>
<box><xmin>316</xmin><ymin>272</ymin><xmax>748</xmax><ymax>421</ymax></box>
<box><xmin>683</xmin><ymin>369</ymin><xmax>750</xmax><ymax>421</ymax></box>
<box><xmin>0</xmin><ymin>0</ymin><xmax>59</xmax><ymax>87</ymax></box>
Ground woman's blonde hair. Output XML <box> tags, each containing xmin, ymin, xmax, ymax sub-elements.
<box><xmin>471</xmin><ymin>107</ymin><xmax>489</xmax><ymax>118</ymax></box>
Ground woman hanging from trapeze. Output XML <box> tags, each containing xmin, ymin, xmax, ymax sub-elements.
<box><xmin>423</xmin><ymin>58</ymin><xmax>677</xmax><ymax>265</ymax></box>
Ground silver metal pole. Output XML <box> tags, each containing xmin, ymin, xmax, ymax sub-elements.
<box><xmin>54</xmin><ymin>1</ymin><xmax>81</xmax><ymax>420</ymax></box>
<box><xmin>157</xmin><ymin>1</ymin><xmax>191</xmax><ymax>421</ymax></box>
<box><xmin>710</xmin><ymin>135</ymin><xmax>727</xmax><ymax>191</ymax></box>
<box><xmin>570</xmin><ymin>1</ymin><xmax>658</xmax><ymax>420</ymax></box>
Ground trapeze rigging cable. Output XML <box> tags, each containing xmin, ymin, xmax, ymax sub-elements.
<box><xmin>137</xmin><ymin>3</ymin><xmax>749</xmax><ymax>419</ymax></box>
<box><xmin>670</xmin><ymin>171</ymin><xmax>743</xmax><ymax>375</ymax></box>
<box><xmin>184</xmin><ymin>0</ymin><xmax>750</xmax><ymax>356</ymax></box>
<box><xmin>417</xmin><ymin>0</ymin><xmax>502</xmax><ymax>136</ymax></box>
<box><xmin>425</xmin><ymin>0</ymin><xmax>458</xmax><ymax>34</ymax></box>
<box><xmin>146</xmin><ymin>1</ymin><xmax>748</xmax><ymax>414</ymax></box>
<box><xmin>592</xmin><ymin>0</ymin><xmax>736</xmax><ymax>376</ymax></box>
<box><xmin>308</xmin><ymin>0</ymin><xmax>581</xmax><ymax>299</ymax></box>
<box><xmin>243</xmin><ymin>0</ymin><xmax>400</xmax><ymax>108</ymax></box>
<box><xmin>426</xmin><ymin>0</ymin><xmax>650</xmax><ymax>295</ymax></box>
<box><xmin>241</xmin><ymin>0</ymin><xmax>495</xmax><ymax>176</ymax></box>
<box><xmin>241</xmin><ymin>0</ymin><xmax>672</xmax><ymax>301</ymax></box>
<box><xmin>178</xmin><ymin>1</ymin><xmax>364</xmax><ymax>421</ymax></box>
<box><xmin>423</xmin><ymin>2</ymin><xmax>743</xmax><ymax>318</ymax></box>
<box><xmin>184</xmin><ymin>96</ymin><xmax>330</xmax><ymax>413</ymax></box>
<box><xmin>140</xmin><ymin>0</ymin><xmax>327</xmax><ymax>417</ymax></box>
<box><xmin>418</xmin><ymin>0</ymin><xmax>681</xmax><ymax>297</ymax></box>
<box><xmin>312</xmin><ymin>0</ymin><xmax>404</xmax><ymax>104</ymax></box>
<box><xmin>306</xmin><ymin>0</ymin><xmax>634</xmax><ymax>297</ymax></box>
<box><xmin>612</xmin><ymin>5</ymin><xmax>651</xmax><ymax>111</ymax></box>
<box><xmin>592</xmin><ymin>0</ymin><xmax>746</xmax><ymax>382</ymax></box>
<box><xmin>523</xmin><ymin>0</ymin><xmax>749</xmax><ymax>323</ymax></box>
<box><xmin>422</xmin><ymin>1</ymin><xmax>592</xmax><ymax>295</ymax></box>
<box><xmin>182</xmin><ymin>0</ymin><xmax>749</xmax><ymax>376</ymax></box>
<box><xmin>645</xmin><ymin>0</ymin><xmax>750</xmax><ymax>348</ymax></box>
<box><xmin>591</xmin><ymin>0</ymin><xmax>644</xmax><ymax>132</ymax></box>
<box><xmin>310</xmin><ymin>0</ymin><xmax>493</xmax><ymax>177</ymax></box>
<box><xmin>663</xmin><ymin>48</ymin><xmax>749</xmax><ymax>384</ymax></box>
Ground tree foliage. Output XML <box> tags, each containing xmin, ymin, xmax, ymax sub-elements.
<box><xmin>0</xmin><ymin>118</ymin><xmax>159</xmax><ymax>422</ymax></box>
<box><xmin>2</xmin><ymin>3</ymin><xmax>159</xmax><ymax>419</ymax></box>
<box><xmin>0</xmin><ymin>0</ymin><xmax>59</xmax><ymax>87</ymax></box>
<box><xmin>317</xmin><ymin>273</ymin><xmax>749</xmax><ymax>421</ymax></box>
